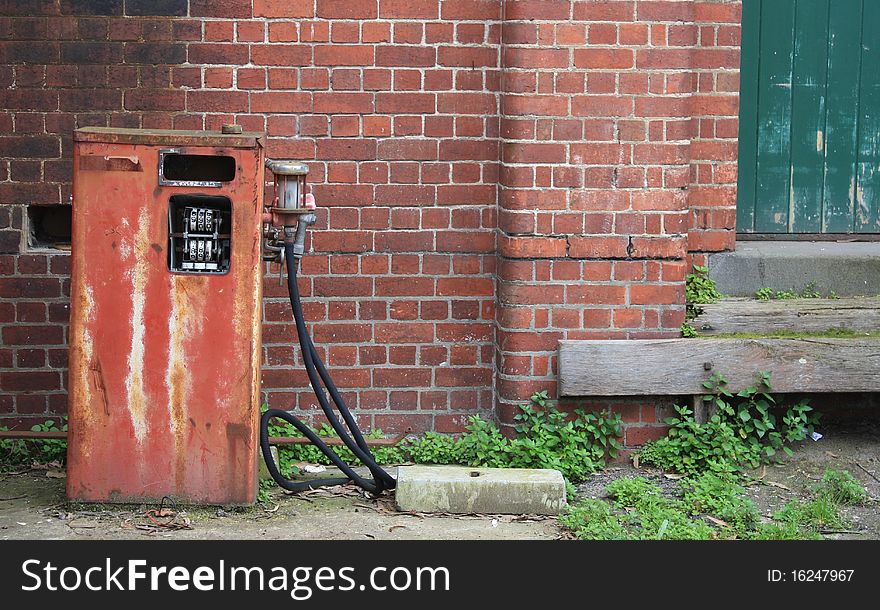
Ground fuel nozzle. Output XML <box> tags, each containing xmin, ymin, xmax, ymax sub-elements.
<box><xmin>267</xmin><ymin>161</ymin><xmax>309</xmax><ymax>218</ymax></box>
<box><xmin>288</xmin><ymin>198</ymin><xmax>316</xmax><ymax>258</ymax></box>
<box><xmin>264</xmin><ymin>160</ymin><xmax>314</xmax><ymax>282</ymax></box>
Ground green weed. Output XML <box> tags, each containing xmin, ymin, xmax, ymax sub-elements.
<box><xmin>815</xmin><ymin>468</ymin><xmax>867</xmax><ymax>506</ymax></box>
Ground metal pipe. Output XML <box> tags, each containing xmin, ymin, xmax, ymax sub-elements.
<box><xmin>0</xmin><ymin>431</ymin><xmax>67</xmax><ymax>440</ymax></box>
<box><xmin>0</xmin><ymin>429</ymin><xmax>405</xmax><ymax>447</ymax></box>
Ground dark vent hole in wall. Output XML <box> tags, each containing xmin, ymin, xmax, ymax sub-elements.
<box><xmin>162</xmin><ymin>154</ymin><xmax>236</xmax><ymax>183</ymax></box>
<box><xmin>27</xmin><ymin>205</ymin><xmax>72</xmax><ymax>251</ymax></box>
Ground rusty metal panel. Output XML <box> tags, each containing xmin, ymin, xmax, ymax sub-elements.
<box><xmin>73</xmin><ymin>126</ymin><xmax>264</xmax><ymax>149</ymax></box>
<box><xmin>67</xmin><ymin>130</ymin><xmax>264</xmax><ymax>505</ymax></box>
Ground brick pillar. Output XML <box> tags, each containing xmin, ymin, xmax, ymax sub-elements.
<box><xmin>495</xmin><ymin>0</ymin><xmax>694</xmax><ymax>425</ymax></box>
<box><xmin>687</xmin><ymin>1</ymin><xmax>742</xmax><ymax>257</ymax></box>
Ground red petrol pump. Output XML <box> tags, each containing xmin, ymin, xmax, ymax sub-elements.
<box><xmin>67</xmin><ymin>126</ymin><xmax>392</xmax><ymax>505</ymax></box>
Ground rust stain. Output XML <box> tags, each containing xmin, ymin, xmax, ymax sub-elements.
<box><xmin>150</xmin><ymin>242</ymin><xmax>163</xmax><ymax>254</ymax></box>
<box><xmin>166</xmin><ymin>275</ymin><xmax>207</xmax><ymax>490</ymax></box>
<box><xmin>79</xmin><ymin>155</ymin><xmax>142</xmax><ymax>172</ymax></box>
<box><xmin>225</xmin><ymin>423</ymin><xmax>250</xmax><ymax>500</ymax></box>
<box><xmin>125</xmin><ymin>208</ymin><xmax>150</xmax><ymax>442</ymax></box>
<box><xmin>70</xmin><ymin>284</ymin><xmax>96</xmax><ymax>458</ymax></box>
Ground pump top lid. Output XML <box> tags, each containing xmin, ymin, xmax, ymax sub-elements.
<box><xmin>267</xmin><ymin>160</ymin><xmax>309</xmax><ymax>176</ymax></box>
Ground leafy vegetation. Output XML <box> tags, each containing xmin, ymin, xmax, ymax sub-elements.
<box><xmin>815</xmin><ymin>468</ymin><xmax>868</xmax><ymax>505</ymax></box>
<box><xmin>265</xmin><ymin>392</ymin><xmax>622</xmax><ymax>484</ymax></box>
<box><xmin>561</xmin><ymin>371</ymin><xmax>869</xmax><ymax>541</ymax></box>
<box><xmin>563</xmin><ymin>476</ymin><xmax>713</xmax><ymax>540</ymax></box>
<box><xmin>407</xmin><ymin>391</ymin><xmax>622</xmax><ymax>482</ymax></box>
<box><xmin>263</xmin><ymin>415</ymin><xmax>406</xmax><ymax>478</ymax></box>
<box><xmin>638</xmin><ymin>372</ymin><xmax>819</xmax><ymax>477</ymax></box>
<box><xmin>756</xmin><ymin>282</ymin><xmax>825</xmax><ymax>301</ymax></box>
<box><xmin>562</xmin><ymin>467</ymin><xmax>866</xmax><ymax>541</ymax></box>
<box><xmin>680</xmin><ymin>321</ymin><xmax>698</xmax><ymax>338</ymax></box>
<box><xmin>773</xmin><ymin>496</ymin><xmax>846</xmax><ymax>531</ymax></box>
<box><xmin>681</xmin><ymin>472</ymin><xmax>759</xmax><ymax>532</ymax></box>
<box><xmin>686</xmin><ymin>265</ymin><xmax>723</xmax><ymax>311</ymax></box>
<box><xmin>0</xmin><ymin>419</ymin><xmax>67</xmax><ymax>469</ymax></box>
<box><xmin>682</xmin><ymin>264</ymin><xmax>722</xmax><ymax>337</ymax></box>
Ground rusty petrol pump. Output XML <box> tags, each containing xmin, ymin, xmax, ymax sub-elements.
<box><xmin>67</xmin><ymin>126</ymin><xmax>392</xmax><ymax>505</ymax></box>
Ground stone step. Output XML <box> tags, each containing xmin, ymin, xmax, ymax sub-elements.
<box><xmin>707</xmin><ymin>241</ymin><xmax>880</xmax><ymax>297</ymax></box>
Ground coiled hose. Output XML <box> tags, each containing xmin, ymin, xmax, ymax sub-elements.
<box><xmin>259</xmin><ymin>242</ymin><xmax>396</xmax><ymax>494</ymax></box>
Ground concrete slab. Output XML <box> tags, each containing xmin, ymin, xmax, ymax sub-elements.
<box><xmin>708</xmin><ymin>241</ymin><xmax>880</xmax><ymax>297</ymax></box>
<box><xmin>395</xmin><ymin>465</ymin><xmax>567</xmax><ymax>515</ymax></box>
<box><xmin>258</xmin><ymin>447</ymin><xmax>279</xmax><ymax>481</ymax></box>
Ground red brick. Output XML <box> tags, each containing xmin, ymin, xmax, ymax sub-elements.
<box><xmin>503</xmin><ymin>47</ymin><xmax>568</xmax><ymax>69</ymax></box>
<box><xmin>2</xmin><ymin>325</ymin><xmax>63</xmax><ymax>345</ymax></box>
<box><xmin>237</xmin><ymin>21</ymin><xmax>265</xmax><ymax>42</ymax></box>
<box><xmin>188</xmin><ymin>43</ymin><xmax>249</xmax><ymax>66</ymax></box>
<box><xmin>373</xmin><ymin>368</ymin><xmax>432</xmax><ymax>388</ymax></box>
<box><xmin>436</xmin><ymin>278</ymin><xmax>493</xmax><ymax>297</ymax></box>
<box><xmin>625</xmin><ymin>425</ymin><xmax>670</xmax><ymax>447</ymax></box>
<box><xmin>379</xmin><ymin>0</ymin><xmax>439</xmax><ymax>18</ymax></box>
<box><xmin>375</xmin><ymin>323</ymin><xmax>435</xmax><ymax>343</ymax></box>
<box><xmin>376</xmin><ymin>93</ymin><xmax>436</xmax><ymax>114</ymax></box>
<box><xmin>254</xmin><ymin>0</ymin><xmax>314</xmax><ymax>17</ymax></box>
<box><xmin>251</xmin><ymin>44</ymin><xmax>312</xmax><ymax>66</ymax></box>
<box><xmin>253</xmin><ymin>92</ymin><xmax>312</xmax><ymax>113</ymax></box>
<box><xmin>313</xmin><ymin>92</ymin><xmax>374</xmax><ymax>114</ymax></box>
<box><xmin>376</xmin><ymin>46</ymin><xmax>436</xmax><ymax>67</ymax></box>
<box><xmin>0</xmin><ymin>372</ymin><xmax>60</xmax><ymax>392</ymax></box>
<box><xmin>441</xmin><ymin>0</ymin><xmax>502</xmax><ymax>20</ymax></box>
<box><xmin>314</xmin><ymin>45</ymin><xmax>375</xmax><ymax>66</ymax></box>
<box><xmin>190</xmin><ymin>0</ymin><xmax>252</xmax><ymax>18</ymax></box>
<box><xmin>317</xmin><ymin>0</ymin><xmax>378</xmax><ymax>19</ymax></box>
<box><xmin>630</xmin><ymin>284</ymin><xmax>684</xmax><ymax>305</ymax></box>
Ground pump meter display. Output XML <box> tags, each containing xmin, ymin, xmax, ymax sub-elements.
<box><xmin>167</xmin><ymin>195</ymin><xmax>232</xmax><ymax>273</ymax></box>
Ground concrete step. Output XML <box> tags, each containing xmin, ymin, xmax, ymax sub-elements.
<box><xmin>707</xmin><ymin>241</ymin><xmax>880</xmax><ymax>297</ymax></box>
<box><xmin>395</xmin><ymin>465</ymin><xmax>567</xmax><ymax>515</ymax></box>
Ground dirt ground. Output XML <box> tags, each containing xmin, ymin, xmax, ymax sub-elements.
<box><xmin>1</xmin><ymin>420</ymin><xmax>878</xmax><ymax>540</ymax></box>
<box><xmin>578</xmin><ymin>421</ymin><xmax>880</xmax><ymax>539</ymax></box>
<box><xmin>0</xmin><ymin>471</ymin><xmax>564</xmax><ymax>541</ymax></box>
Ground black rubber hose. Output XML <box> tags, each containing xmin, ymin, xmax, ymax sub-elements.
<box><xmin>259</xmin><ymin>243</ymin><xmax>395</xmax><ymax>494</ymax></box>
<box><xmin>306</xmin><ymin>334</ymin><xmax>396</xmax><ymax>489</ymax></box>
<box><xmin>284</xmin><ymin>249</ymin><xmax>392</xmax><ymax>490</ymax></box>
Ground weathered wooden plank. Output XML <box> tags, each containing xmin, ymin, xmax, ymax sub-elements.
<box><xmin>754</xmin><ymin>0</ymin><xmax>796</xmax><ymax>233</ymax></box>
<box><xmin>692</xmin><ymin>298</ymin><xmax>880</xmax><ymax>335</ymax></box>
<box><xmin>822</xmin><ymin>0</ymin><xmax>863</xmax><ymax>233</ymax></box>
<box><xmin>735</xmin><ymin>0</ymin><xmax>762</xmax><ymax>233</ymax></box>
<box><xmin>789</xmin><ymin>0</ymin><xmax>829</xmax><ymax>233</ymax></box>
<box><xmin>558</xmin><ymin>338</ymin><xmax>880</xmax><ymax>396</ymax></box>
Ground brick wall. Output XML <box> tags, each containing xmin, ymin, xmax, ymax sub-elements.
<box><xmin>0</xmin><ymin>1</ymin><xmax>740</xmax><ymax>448</ymax></box>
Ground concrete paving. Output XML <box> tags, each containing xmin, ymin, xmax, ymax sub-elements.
<box><xmin>708</xmin><ymin>241</ymin><xmax>880</xmax><ymax>297</ymax></box>
<box><xmin>395</xmin><ymin>465</ymin><xmax>567</xmax><ymax>515</ymax></box>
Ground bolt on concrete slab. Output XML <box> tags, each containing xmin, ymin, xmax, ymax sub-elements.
<box><xmin>395</xmin><ymin>465</ymin><xmax>567</xmax><ymax>515</ymax></box>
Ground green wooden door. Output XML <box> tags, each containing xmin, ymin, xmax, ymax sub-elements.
<box><xmin>737</xmin><ymin>0</ymin><xmax>880</xmax><ymax>234</ymax></box>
